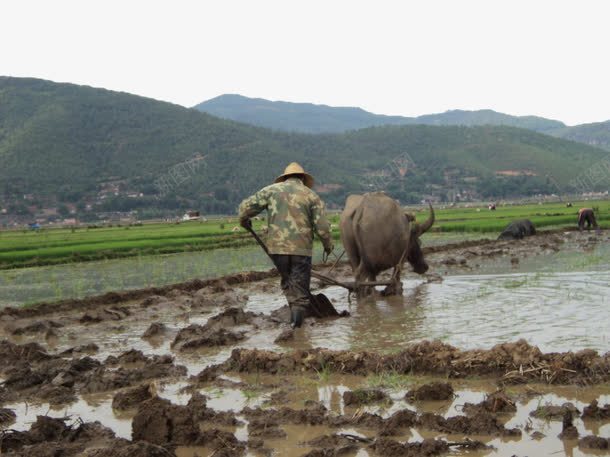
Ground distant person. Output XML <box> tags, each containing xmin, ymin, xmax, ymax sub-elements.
<box><xmin>566</xmin><ymin>202</ymin><xmax>572</xmax><ymax>208</ymax></box>
<box><xmin>238</xmin><ymin>162</ymin><xmax>333</xmax><ymax>328</ymax></box>
<box><xmin>488</xmin><ymin>203</ymin><xmax>496</xmax><ymax>210</ymax></box>
<box><xmin>578</xmin><ymin>208</ymin><xmax>600</xmax><ymax>232</ymax></box>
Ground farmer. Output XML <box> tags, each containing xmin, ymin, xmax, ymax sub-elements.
<box><xmin>238</xmin><ymin>162</ymin><xmax>334</xmax><ymax>328</ymax></box>
<box><xmin>578</xmin><ymin>208</ymin><xmax>600</xmax><ymax>232</ymax></box>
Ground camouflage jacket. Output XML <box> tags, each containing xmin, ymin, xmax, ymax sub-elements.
<box><xmin>238</xmin><ymin>177</ymin><xmax>332</xmax><ymax>256</ymax></box>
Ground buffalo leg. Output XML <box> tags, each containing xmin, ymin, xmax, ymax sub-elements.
<box><xmin>382</xmin><ymin>265</ymin><xmax>403</xmax><ymax>296</ymax></box>
<box><xmin>355</xmin><ymin>263</ymin><xmax>374</xmax><ymax>298</ymax></box>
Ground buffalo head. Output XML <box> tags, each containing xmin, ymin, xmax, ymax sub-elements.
<box><xmin>406</xmin><ymin>203</ymin><xmax>434</xmax><ymax>274</ymax></box>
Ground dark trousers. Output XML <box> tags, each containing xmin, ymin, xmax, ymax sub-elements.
<box><xmin>579</xmin><ymin>211</ymin><xmax>599</xmax><ymax>230</ymax></box>
<box><xmin>270</xmin><ymin>254</ymin><xmax>311</xmax><ymax>314</ymax></box>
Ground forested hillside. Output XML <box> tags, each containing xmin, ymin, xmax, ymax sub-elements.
<box><xmin>1</xmin><ymin>77</ymin><xmax>608</xmax><ymax>219</ymax></box>
<box><xmin>194</xmin><ymin>94</ymin><xmax>567</xmax><ymax>134</ymax></box>
<box><xmin>195</xmin><ymin>94</ymin><xmax>610</xmax><ymax>151</ymax></box>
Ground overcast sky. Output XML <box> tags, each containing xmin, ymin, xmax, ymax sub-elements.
<box><xmin>2</xmin><ymin>0</ymin><xmax>609</xmax><ymax>126</ymax></box>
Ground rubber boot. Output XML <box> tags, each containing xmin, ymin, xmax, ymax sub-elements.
<box><xmin>290</xmin><ymin>308</ymin><xmax>304</xmax><ymax>329</ymax></box>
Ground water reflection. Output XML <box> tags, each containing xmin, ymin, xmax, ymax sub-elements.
<box><xmin>248</xmin><ymin>266</ymin><xmax>610</xmax><ymax>354</ymax></box>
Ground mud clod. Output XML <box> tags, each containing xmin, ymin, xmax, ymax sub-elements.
<box><xmin>343</xmin><ymin>388</ymin><xmax>389</xmax><ymax>406</ymax></box>
<box><xmin>0</xmin><ymin>353</ymin><xmax>101</xmax><ymax>404</ymax></box>
<box><xmin>80</xmin><ymin>306</ymin><xmax>131</xmax><ymax>323</ymax></box>
<box><xmin>0</xmin><ymin>341</ymin><xmax>55</xmax><ymax>365</ymax></box>
<box><xmin>59</xmin><ymin>343</ymin><xmax>99</xmax><ymax>356</ymax></box>
<box><xmin>171</xmin><ymin>307</ymin><xmax>257</xmax><ymax>350</ymax></box>
<box><xmin>198</xmin><ymin>429</ymin><xmax>246</xmax><ymax>456</ymax></box>
<box><xmin>304</xmin><ymin>434</ymin><xmax>362</xmax><ymax>448</ymax></box>
<box><xmin>0</xmin><ymin>416</ymin><xmax>124</xmax><ymax>456</ymax></box>
<box><xmin>10</xmin><ymin>320</ymin><xmax>63</xmax><ymax>335</ymax></box>
<box><xmin>132</xmin><ymin>396</ymin><xmax>200</xmax><ymax>445</ymax></box>
<box><xmin>132</xmin><ymin>393</ymin><xmax>240</xmax><ymax>447</ymax></box>
<box><xmin>142</xmin><ymin>322</ymin><xmax>167</xmax><ymax>338</ymax></box>
<box><xmin>301</xmin><ymin>445</ymin><xmax>359</xmax><ymax>457</ymax></box>
<box><xmin>370</xmin><ymin>438</ymin><xmax>449</xmax><ymax>457</ymax></box>
<box><xmin>206</xmin><ymin>307</ymin><xmax>256</xmax><ymax>327</ymax></box>
<box><xmin>462</xmin><ymin>390</ymin><xmax>517</xmax><ymax>415</ymax></box>
<box><xmin>112</xmin><ymin>383</ymin><xmax>154</xmax><ymax>410</ymax></box>
<box><xmin>224</xmin><ymin>339</ymin><xmax>610</xmax><ymax>384</ymax></box>
<box><xmin>405</xmin><ymin>382</ymin><xmax>454</xmax><ymax>401</ymax></box>
<box><xmin>80</xmin><ymin>356</ymin><xmax>186</xmax><ymax>394</ymax></box>
<box><xmin>579</xmin><ymin>435</ymin><xmax>610</xmax><ymax>450</ymax></box>
<box><xmin>274</xmin><ymin>328</ymin><xmax>294</xmax><ymax>343</ymax></box>
<box><xmin>418</xmin><ymin>411</ymin><xmax>521</xmax><ymax>437</ymax></box>
<box><xmin>582</xmin><ymin>399</ymin><xmax>610</xmax><ymax>420</ymax></box>
<box><xmin>85</xmin><ymin>441</ymin><xmax>176</xmax><ymax>457</ymax></box>
<box><xmin>172</xmin><ymin>326</ymin><xmax>245</xmax><ymax>350</ymax></box>
<box><xmin>385</xmin><ymin>409</ymin><xmax>418</xmax><ymax>429</ymax></box>
<box><xmin>530</xmin><ymin>402</ymin><xmax>580</xmax><ymax>420</ymax></box>
<box><xmin>139</xmin><ymin>295</ymin><xmax>166</xmax><ymax>308</ymax></box>
<box><xmin>248</xmin><ymin>416</ymin><xmax>286</xmax><ymax>439</ymax></box>
<box><xmin>108</xmin><ymin>349</ymin><xmax>149</xmax><ymax>364</ymax></box>
<box><xmin>38</xmin><ymin>384</ymin><xmax>78</xmax><ymax>405</ymax></box>
<box><xmin>0</xmin><ymin>408</ymin><xmax>16</xmax><ymax>425</ymax></box>
<box><xmin>243</xmin><ymin>404</ymin><xmax>328</xmax><ymax>426</ymax></box>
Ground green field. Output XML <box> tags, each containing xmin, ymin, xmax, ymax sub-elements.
<box><xmin>0</xmin><ymin>200</ymin><xmax>608</xmax><ymax>270</ymax></box>
<box><xmin>411</xmin><ymin>200</ymin><xmax>610</xmax><ymax>233</ymax></box>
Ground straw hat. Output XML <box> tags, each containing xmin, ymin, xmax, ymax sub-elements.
<box><xmin>274</xmin><ymin>162</ymin><xmax>314</xmax><ymax>188</ymax></box>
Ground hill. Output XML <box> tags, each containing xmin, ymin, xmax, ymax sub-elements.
<box><xmin>195</xmin><ymin>94</ymin><xmax>610</xmax><ymax>151</ymax></box>
<box><xmin>551</xmin><ymin>121</ymin><xmax>610</xmax><ymax>151</ymax></box>
<box><xmin>194</xmin><ymin>94</ymin><xmax>566</xmax><ymax>134</ymax></box>
<box><xmin>1</xmin><ymin>77</ymin><xmax>608</xmax><ymax>221</ymax></box>
<box><xmin>192</xmin><ymin>94</ymin><xmax>410</xmax><ymax>133</ymax></box>
<box><xmin>414</xmin><ymin>109</ymin><xmax>565</xmax><ymax>133</ymax></box>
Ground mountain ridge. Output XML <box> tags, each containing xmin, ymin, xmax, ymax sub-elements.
<box><xmin>194</xmin><ymin>94</ymin><xmax>610</xmax><ymax>149</ymax></box>
<box><xmin>1</xmin><ymin>77</ymin><xmax>608</xmax><ymax>220</ymax></box>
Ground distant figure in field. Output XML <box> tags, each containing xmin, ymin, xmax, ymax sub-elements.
<box><xmin>578</xmin><ymin>208</ymin><xmax>599</xmax><ymax>232</ymax></box>
<box><xmin>488</xmin><ymin>203</ymin><xmax>496</xmax><ymax>210</ymax></box>
<box><xmin>566</xmin><ymin>202</ymin><xmax>573</xmax><ymax>208</ymax></box>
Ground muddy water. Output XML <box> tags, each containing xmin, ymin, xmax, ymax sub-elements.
<box><xmin>246</xmin><ymin>245</ymin><xmax>610</xmax><ymax>354</ymax></box>
<box><xmin>1</xmin><ymin>231</ymin><xmax>609</xmax><ymax>456</ymax></box>
<box><xmin>247</xmin><ymin>272</ymin><xmax>610</xmax><ymax>355</ymax></box>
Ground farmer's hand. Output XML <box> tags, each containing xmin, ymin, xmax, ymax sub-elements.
<box><xmin>240</xmin><ymin>218</ymin><xmax>252</xmax><ymax>230</ymax></box>
<box><xmin>324</xmin><ymin>243</ymin><xmax>334</xmax><ymax>256</ymax></box>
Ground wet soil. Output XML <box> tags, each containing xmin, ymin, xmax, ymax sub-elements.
<box><xmin>462</xmin><ymin>390</ymin><xmax>517</xmax><ymax>415</ymax></box>
<box><xmin>583</xmin><ymin>400</ymin><xmax>610</xmax><ymax>420</ymax></box>
<box><xmin>530</xmin><ymin>402</ymin><xmax>580</xmax><ymax>420</ymax></box>
<box><xmin>580</xmin><ymin>435</ymin><xmax>610</xmax><ymax>449</ymax></box>
<box><xmin>222</xmin><ymin>339</ymin><xmax>610</xmax><ymax>385</ymax></box>
<box><xmin>405</xmin><ymin>382</ymin><xmax>454</xmax><ymax>401</ymax></box>
<box><xmin>0</xmin><ymin>415</ymin><xmax>172</xmax><ymax>457</ymax></box>
<box><xmin>343</xmin><ymin>388</ymin><xmax>390</xmax><ymax>407</ymax></box>
<box><xmin>0</xmin><ymin>230</ymin><xmax>608</xmax><ymax>456</ymax></box>
<box><xmin>111</xmin><ymin>383</ymin><xmax>154</xmax><ymax>411</ymax></box>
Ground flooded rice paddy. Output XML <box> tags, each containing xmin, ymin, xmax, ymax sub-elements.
<box><xmin>0</xmin><ymin>232</ymin><xmax>491</xmax><ymax>308</ymax></box>
<box><xmin>0</xmin><ymin>230</ymin><xmax>608</xmax><ymax>456</ymax></box>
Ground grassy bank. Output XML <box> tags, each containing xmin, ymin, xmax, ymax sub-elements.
<box><xmin>1</xmin><ymin>200</ymin><xmax>608</xmax><ymax>269</ymax></box>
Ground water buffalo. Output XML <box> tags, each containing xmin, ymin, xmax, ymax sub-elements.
<box><xmin>578</xmin><ymin>208</ymin><xmax>599</xmax><ymax>231</ymax></box>
<box><xmin>497</xmin><ymin>219</ymin><xmax>536</xmax><ymax>240</ymax></box>
<box><xmin>340</xmin><ymin>192</ymin><xmax>434</xmax><ymax>296</ymax></box>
